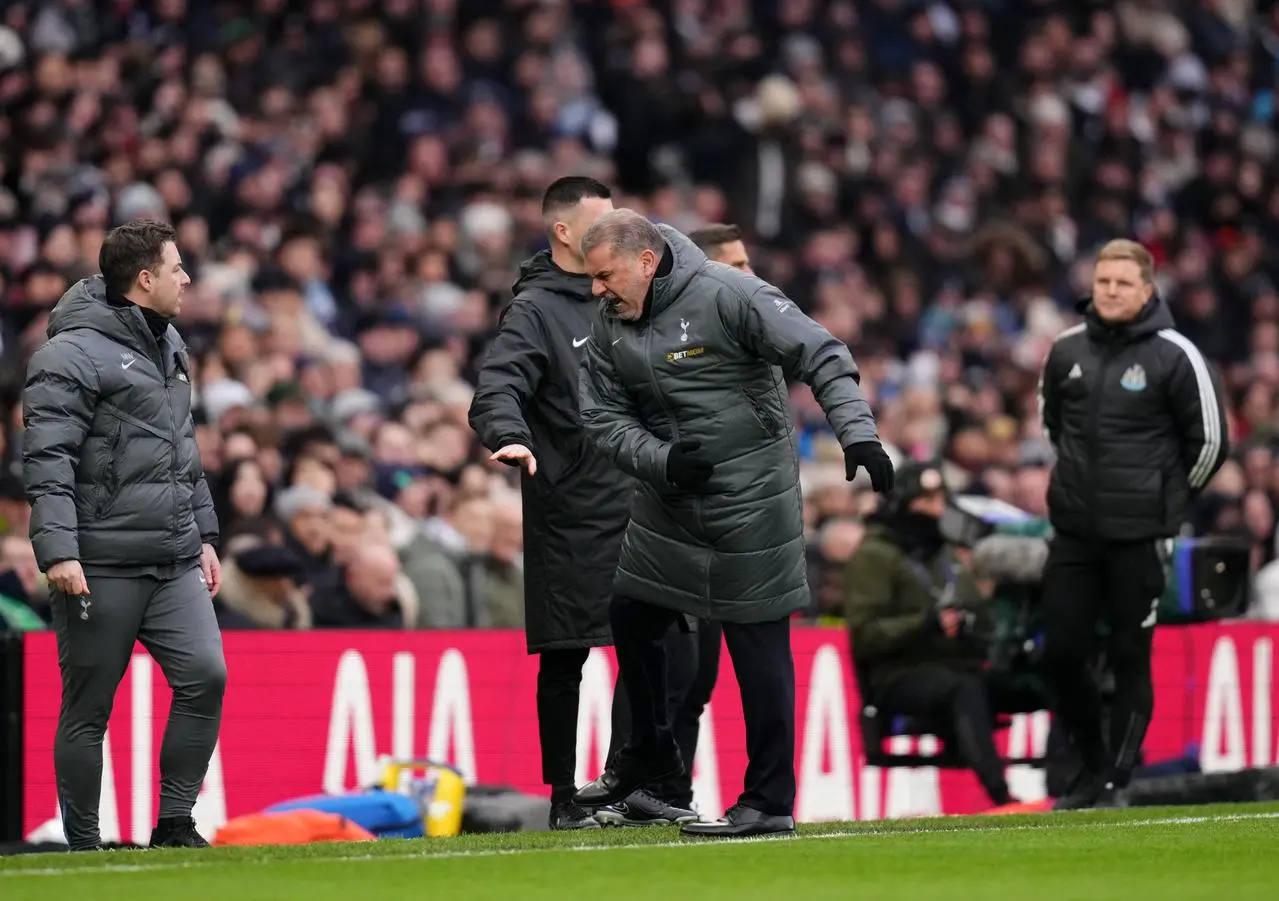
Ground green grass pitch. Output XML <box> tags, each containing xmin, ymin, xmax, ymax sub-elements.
<box><xmin>2</xmin><ymin>804</ymin><xmax>1276</xmax><ymax>901</ymax></box>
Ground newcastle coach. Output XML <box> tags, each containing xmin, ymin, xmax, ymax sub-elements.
<box><xmin>574</xmin><ymin>210</ymin><xmax>894</xmax><ymax>837</ymax></box>
<box><xmin>23</xmin><ymin>219</ymin><xmax>226</xmax><ymax>850</ymax></box>
<box><xmin>1038</xmin><ymin>239</ymin><xmax>1228</xmax><ymax>809</ymax></box>
<box><xmin>470</xmin><ymin>178</ymin><xmax>696</xmax><ymax>829</ymax></box>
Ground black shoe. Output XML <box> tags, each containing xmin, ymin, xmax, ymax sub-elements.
<box><xmin>549</xmin><ymin>801</ymin><xmax>602</xmax><ymax>830</ymax></box>
<box><xmin>1052</xmin><ymin>772</ymin><xmax>1115</xmax><ymax>811</ymax></box>
<box><xmin>680</xmin><ymin>804</ymin><xmax>795</xmax><ymax>839</ymax></box>
<box><xmin>149</xmin><ymin>816</ymin><xmax>210</xmax><ymax>848</ymax></box>
<box><xmin>574</xmin><ymin>756</ymin><xmax>684</xmax><ymax>808</ymax></box>
<box><xmin>594</xmin><ymin>790</ymin><xmax>700</xmax><ymax>827</ymax></box>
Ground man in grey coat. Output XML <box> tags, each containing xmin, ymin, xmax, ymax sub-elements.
<box><xmin>22</xmin><ymin>219</ymin><xmax>226</xmax><ymax>851</ymax></box>
<box><xmin>573</xmin><ymin>210</ymin><xmax>894</xmax><ymax>837</ymax></box>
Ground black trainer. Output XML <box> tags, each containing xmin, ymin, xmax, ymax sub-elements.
<box><xmin>594</xmin><ymin>790</ymin><xmax>700</xmax><ymax>827</ymax></box>
<box><xmin>574</xmin><ymin>752</ymin><xmax>684</xmax><ymax>808</ymax></box>
<box><xmin>549</xmin><ymin>800</ymin><xmax>602</xmax><ymax>830</ymax></box>
<box><xmin>149</xmin><ymin>816</ymin><xmax>210</xmax><ymax>848</ymax></box>
<box><xmin>1052</xmin><ymin>772</ymin><xmax>1116</xmax><ymax>811</ymax></box>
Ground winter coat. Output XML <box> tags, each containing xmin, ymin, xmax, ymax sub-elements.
<box><xmin>469</xmin><ymin>252</ymin><xmax>632</xmax><ymax>651</ymax></box>
<box><xmin>578</xmin><ymin>226</ymin><xmax>880</xmax><ymax>622</ymax></box>
<box><xmin>23</xmin><ymin>277</ymin><xmax>218</xmax><ymax>572</ymax></box>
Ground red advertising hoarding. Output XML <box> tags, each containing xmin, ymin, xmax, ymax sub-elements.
<box><xmin>20</xmin><ymin>624</ymin><xmax>1279</xmax><ymax>842</ymax></box>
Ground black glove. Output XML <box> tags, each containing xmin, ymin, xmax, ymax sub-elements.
<box><xmin>666</xmin><ymin>439</ymin><xmax>715</xmax><ymax>489</ymax></box>
<box><xmin>844</xmin><ymin>441</ymin><xmax>895</xmax><ymax>493</ymax></box>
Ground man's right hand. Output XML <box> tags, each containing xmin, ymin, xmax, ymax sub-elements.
<box><xmin>47</xmin><ymin>560</ymin><xmax>90</xmax><ymax>597</ymax></box>
<box><xmin>491</xmin><ymin>443</ymin><xmax>537</xmax><ymax>475</ymax></box>
<box><xmin>666</xmin><ymin>439</ymin><xmax>715</xmax><ymax>489</ymax></box>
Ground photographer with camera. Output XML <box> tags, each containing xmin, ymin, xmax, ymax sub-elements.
<box><xmin>844</xmin><ymin>462</ymin><xmax>1040</xmax><ymax>808</ymax></box>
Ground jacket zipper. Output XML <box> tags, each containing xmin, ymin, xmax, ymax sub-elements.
<box><xmin>641</xmin><ymin>323</ymin><xmax>678</xmax><ymax>442</ymax></box>
<box><xmin>166</xmin><ymin>376</ymin><xmax>179</xmax><ymax>557</ymax></box>
<box><xmin>1085</xmin><ymin>345</ymin><xmax>1117</xmax><ymax>536</ymax></box>
<box><xmin>150</xmin><ymin>332</ymin><xmax>180</xmax><ymax>560</ymax></box>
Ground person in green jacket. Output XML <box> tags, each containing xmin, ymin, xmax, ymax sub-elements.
<box><xmin>844</xmin><ymin>462</ymin><xmax>1040</xmax><ymax>807</ymax></box>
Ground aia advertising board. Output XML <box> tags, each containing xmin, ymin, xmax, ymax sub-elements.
<box><xmin>20</xmin><ymin>624</ymin><xmax>1279</xmax><ymax>843</ymax></box>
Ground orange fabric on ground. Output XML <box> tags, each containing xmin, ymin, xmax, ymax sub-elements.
<box><xmin>983</xmin><ymin>799</ymin><xmax>1054</xmax><ymax>816</ymax></box>
<box><xmin>213</xmin><ymin>810</ymin><xmax>378</xmax><ymax>846</ymax></box>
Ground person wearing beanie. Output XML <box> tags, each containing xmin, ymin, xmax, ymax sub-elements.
<box><xmin>844</xmin><ymin>461</ymin><xmax>1039</xmax><ymax>809</ymax></box>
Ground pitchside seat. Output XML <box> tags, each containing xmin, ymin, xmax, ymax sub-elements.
<box><xmin>852</xmin><ymin>656</ymin><xmax>1045</xmax><ymax>769</ymax></box>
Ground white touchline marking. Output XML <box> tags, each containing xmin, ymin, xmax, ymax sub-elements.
<box><xmin>3</xmin><ymin>811</ymin><xmax>1277</xmax><ymax>879</ymax></box>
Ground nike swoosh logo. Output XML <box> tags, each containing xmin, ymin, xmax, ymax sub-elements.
<box><xmin>572</xmin><ymin>337</ymin><xmax>589</xmax><ymax>348</ymax></box>
<box><xmin>121</xmin><ymin>360</ymin><xmax>136</xmax><ymax>370</ymax></box>
<box><xmin>612</xmin><ymin>338</ymin><xmax>623</xmax><ymax>346</ymax></box>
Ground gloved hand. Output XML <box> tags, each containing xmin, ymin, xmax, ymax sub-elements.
<box><xmin>666</xmin><ymin>439</ymin><xmax>715</xmax><ymax>489</ymax></box>
<box><xmin>844</xmin><ymin>441</ymin><xmax>895</xmax><ymax>493</ymax></box>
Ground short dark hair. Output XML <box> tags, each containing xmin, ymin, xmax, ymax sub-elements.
<box><xmin>541</xmin><ymin>176</ymin><xmax>611</xmax><ymax>219</ymax></box>
<box><xmin>99</xmin><ymin>219</ymin><xmax>177</xmax><ymax>295</ymax></box>
<box><xmin>687</xmin><ymin>223</ymin><xmax>742</xmax><ymax>253</ymax></box>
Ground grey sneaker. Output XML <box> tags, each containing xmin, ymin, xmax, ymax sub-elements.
<box><xmin>594</xmin><ymin>790</ymin><xmax>700</xmax><ymax>827</ymax></box>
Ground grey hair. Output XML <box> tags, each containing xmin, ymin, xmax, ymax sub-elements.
<box><xmin>579</xmin><ymin>209</ymin><xmax>665</xmax><ymax>260</ymax></box>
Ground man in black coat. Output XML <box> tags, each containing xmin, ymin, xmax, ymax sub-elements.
<box><xmin>1038</xmin><ymin>239</ymin><xmax>1229</xmax><ymax>809</ymax></box>
<box><xmin>469</xmin><ymin>177</ymin><xmax>697</xmax><ymax>829</ymax></box>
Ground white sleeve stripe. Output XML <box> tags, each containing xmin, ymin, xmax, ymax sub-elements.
<box><xmin>1157</xmin><ymin>329</ymin><xmax>1222</xmax><ymax>490</ymax></box>
<box><xmin>1038</xmin><ymin>324</ymin><xmax>1085</xmax><ymax>447</ymax></box>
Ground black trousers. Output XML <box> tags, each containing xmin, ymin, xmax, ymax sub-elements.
<box><xmin>537</xmin><ymin>648</ymin><xmax>597</xmax><ymax>803</ymax></box>
<box><xmin>1040</xmin><ymin>531</ymin><xmax>1164</xmax><ymax>787</ymax></box>
<box><xmin>876</xmin><ymin>666</ymin><xmax>1045</xmax><ymax>806</ymax></box>
<box><xmin>609</xmin><ymin>618</ymin><xmax>723</xmax><ymax>807</ymax></box>
<box><xmin>610</xmin><ymin>595</ymin><xmax>795</xmax><ymax>817</ymax></box>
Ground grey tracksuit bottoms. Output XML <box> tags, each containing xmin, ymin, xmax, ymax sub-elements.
<box><xmin>49</xmin><ymin>564</ymin><xmax>227</xmax><ymax>849</ymax></box>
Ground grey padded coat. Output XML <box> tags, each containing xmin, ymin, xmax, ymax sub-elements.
<box><xmin>578</xmin><ymin>226</ymin><xmax>880</xmax><ymax>623</ymax></box>
<box><xmin>22</xmin><ymin>276</ymin><xmax>218</xmax><ymax>572</ymax></box>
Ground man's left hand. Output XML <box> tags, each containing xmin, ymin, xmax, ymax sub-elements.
<box><xmin>844</xmin><ymin>441</ymin><xmax>895</xmax><ymax>493</ymax></box>
<box><xmin>200</xmin><ymin>543</ymin><xmax>222</xmax><ymax>597</ymax></box>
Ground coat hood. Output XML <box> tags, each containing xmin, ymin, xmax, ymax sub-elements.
<box><xmin>512</xmin><ymin>250</ymin><xmax>593</xmax><ymax>301</ymax></box>
<box><xmin>650</xmin><ymin>225</ymin><xmax>707</xmax><ymax>316</ymax></box>
<box><xmin>46</xmin><ymin>276</ymin><xmax>175</xmax><ymax>353</ymax></box>
<box><xmin>1078</xmin><ymin>292</ymin><xmax>1175</xmax><ymax>343</ymax></box>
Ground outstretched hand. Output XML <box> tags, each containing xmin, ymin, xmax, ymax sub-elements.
<box><xmin>492</xmin><ymin>443</ymin><xmax>538</xmax><ymax>476</ymax></box>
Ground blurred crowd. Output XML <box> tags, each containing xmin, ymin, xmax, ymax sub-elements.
<box><xmin>2</xmin><ymin>0</ymin><xmax>1279</xmax><ymax>631</ymax></box>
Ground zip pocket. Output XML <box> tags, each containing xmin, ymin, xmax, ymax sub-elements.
<box><xmin>740</xmin><ymin>386</ymin><xmax>779</xmax><ymax>435</ymax></box>
<box><xmin>96</xmin><ymin>421</ymin><xmax>123</xmax><ymax>516</ymax></box>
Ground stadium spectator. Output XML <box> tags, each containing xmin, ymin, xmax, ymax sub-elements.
<box><xmin>312</xmin><ymin>543</ymin><xmax>412</xmax><ymax>630</ymax></box>
<box><xmin>214</xmin><ymin>539</ymin><xmax>312</xmax><ymax>631</ymax></box>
